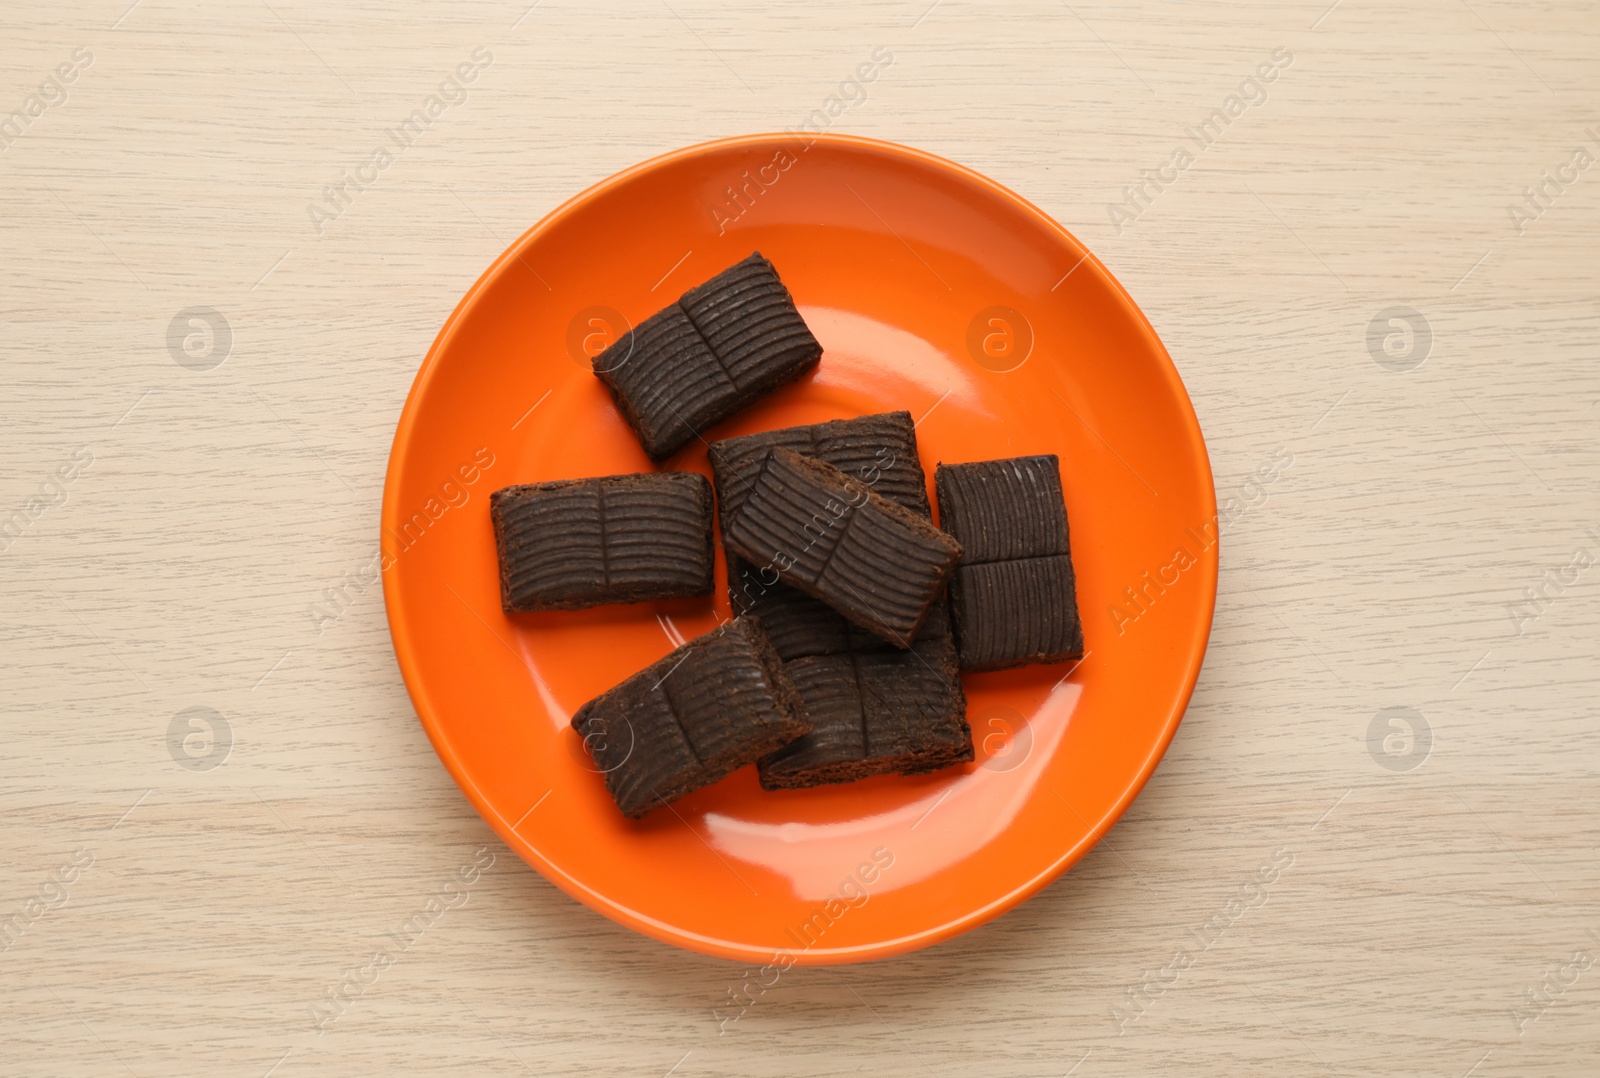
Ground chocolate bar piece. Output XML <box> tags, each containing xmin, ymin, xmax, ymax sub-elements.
<box><xmin>711</xmin><ymin>412</ymin><xmax>930</xmax><ymax>661</ymax></box>
<box><xmin>726</xmin><ymin>555</ymin><xmax>854</xmax><ymax>659</ymax></box>
<box><xmin>593</xmin><ymin>252</ymin><xmax>822</xmax><ymax>461</ymax></box>
<box><xmin>490</xmin><ymin>472</ymin><xmax>713</xmax><ymax>613</ymax></box>
<box><xmin>722</xmin><ymin>448</ymin><xmax>963</xmax><ymax>648</ymax></box>
<box><xmin>679</xmin><ymin>252</ymin><xmax>822</xmax><ymax>399</ymax></box>
<box><xmin>710</xmin><ymin>411</ymin><xmax>930</xmax><ymax>531</ymax></box>
<box><xmin>935</xmin><ymin>455</ymin><xmax>1084</xmax><ymax>670</ymax></box>
<box><xmin>572</xmin><ymin>616</ymin><xmax>810</xmax><ymax>818</ymax></box>
<box><xmin>590</xmin><ymin>306</ymin><xmax>732</xmax><ymax>463</ymax></box>
<box><xmin>758</xmin><ymin>617</ymin><xmax>972</xmax><ymax>789</ymax></box>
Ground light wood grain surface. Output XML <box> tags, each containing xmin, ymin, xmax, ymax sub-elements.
<box><xmin>4</xmin><ymin>1</ymin><xmax>1598</xmax><ymax>1074</ymax></box>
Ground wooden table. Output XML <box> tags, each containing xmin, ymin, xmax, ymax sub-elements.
<box><xmin>4</xmin><ymin>1</ymin><xmax>1597</xmax><ymax>1074</ymax></box>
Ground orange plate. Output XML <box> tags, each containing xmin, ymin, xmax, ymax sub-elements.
<box><xmin>381</xmin><ymin>134</ymin><xmax>1217</xmax><ymax>965</ymax></box>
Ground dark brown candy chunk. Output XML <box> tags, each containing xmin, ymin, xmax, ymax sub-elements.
<box><xmin>757</xmin><ymin>627</ymin><xmax>971</xmax><ymax>790</ymax></box>
<box><xmin>722</xmin><ymin>448</ymin><xmax>963</xmax><ymax>648</ymax></box>
<box><xmin>951</xmin><ymin>559</ymin><xmax>1079</xmax><ymax>667</ymax></box>
<box><xmin>592</xmin><ymin>252</ymin><xmax>822</xmax><ymax>461</ymax></box>
<box><xmin>591</xmin><ymin>306</ymin><xmax>732</xmax><ymax>462</ymax></box>
<box><xmin>935</xmin><ymin>455</ymin><xmax>1084</xmax><ymax>670</ymax></box>
<box><xmin>711</xmin><ymin>412</ymin><xmax>929</xmax><ymax>661</ymax></box>
<box><xmin>572</xmin><ymin>616</ymin><xmax>810</xmax><ymax>818</ymax></box>
<box><xmin>490</xmin><ymin>472</ymin><xmax>713</xmax><ymax>613</ymax></box>
<box><xmin>728</xmin><ymin>550</ymin><xmax>956</xmax><ymax>660</ymax></box>
<box><xmin>726</xmin><ymin>552</ymin><xmax>853</xmax><ymax>659</ymax></box>
<box><xmin>710</xmin><ymin>411</ymin><xmax>928</xmax><ymax>529</ymax></box>
<box><xmin>680</xmin><ymin>252</ymin><xmax>822</xmax><ymax>396</ymax></box>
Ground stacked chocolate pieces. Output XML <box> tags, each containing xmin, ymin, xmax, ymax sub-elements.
<box><xmin>714</xmin><ymin>411</ymin><xmax>934</xmax><ymax>655</ymax></box>
<box><xmin>709</xmin><ymin>413</ymin><xmax>975</xmax><ymax>789</ymax></box>
<box><xmin>592</xmin><ymin>252</ymin><xmax>822</xmax><ymax>461</ymax></box>
<box><xmin>489</xmin><ymin>251</ymin><xmax>1087</xmax><ymax>819</ymax></box>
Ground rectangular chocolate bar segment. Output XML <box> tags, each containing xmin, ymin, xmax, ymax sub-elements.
<box><xmin>680</xmin><ymin>252</ymin><xmax>822</xmax><ymax>395</ymax></box>
<box><xmin>762</xmin><ymin>655</ymin><xmax>866</xmax><ymax>775</ymax></box>
<box><xmin>491</xmin><ymin>472</ymin><xmax>713</xmax><ymax>613</ymax></box>
<box><xmin>722</xmin><ymin>448</ymin><xmax>963</xmax><ymax>648</ymax></box>
<box><xmin>708</xmin><ymin>411</ymin><xmax>929</xmax><ymax>532</ymax></box>
<box><xmin>935</xmin><ymin>453</ymin><xmax>1068</xmax><ymax>563</ymax></box>
<box><xmin>757</xmin><ymin>629</ymin><xmax>971</xmax><ymax>789</ymax></box>
<box><xmin>592</xmin><ymin>306</ymin><xmax>735</xmax><ymax>461</ymax></box>
<box><xmin>935</xmin><ymin>455</ymin><xmax>1084</xmax><ymax>670</ymax></box>
<box><xmin>726</xmin><ymin>552</ymin><xmax>854</xmax><ymax>659</ymax></box>
<box><xmin>592</xmin><ymin>252</ymin><xmax>822</xmax><ymax>461</ymax></box>
<box><xmin>951</xmin><ymin>558</ymin><xmax>1081</xmax><ymax>667</ymax></box>
<box><xmin>572</xmin><ymin>616</ymin><xmax>810</xmax><ymax>818</ymax></box>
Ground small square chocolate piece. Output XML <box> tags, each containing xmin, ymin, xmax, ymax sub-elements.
<box><xmin>592</xmin><ymin>252</ymin><xmax>822</xmax><ymax>461</ymax></box>
<box><xmin>723</xmin><ymin>448</ymin><xmax>963</xmax><ymax>648</ymax></box>
<box><xmin>572</xmin><ymin>616</ymin><xmax>811</xmax><ymax>818</ymax></box>
<box><xmin>679</xmin><ymin>252</ymin><xmax>822</xmax><ymax>397</ymax></box>
<box><xmin>935</xmin><ymin>455</ymin><xmax>1084</xmax><ymax>670</ymax></box>
<box><xmin>757</xmin><ymin>625</ymin><xmax>971</xmax><ymax>789</ymax></box>
<box><xmin>490</xmin><ymin>472</ymin><xmax>713</xmax><ymax>613</ymax></box>
<box><xmin>591</xmin><ymin>306</ymin><xmax>735</xmax><ymax>462</ymax></box>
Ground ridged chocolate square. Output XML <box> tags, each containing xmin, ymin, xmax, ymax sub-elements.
<box><xmin>680</xmin><ymin>252</ymin><xmax>822</xmax><ymax>395</ymax></box>
<box><xmin>592</xmin><ymin>306</ymin><xmax>735</xmax><ymax>462</ymax></box>
<box><xmin>935</xmin><ymin>455</ymin><xmax>1084</xmax><ymax>670</ymax></box>
<box><xmin>757</xmin><ymin>630</ymin><xmax>971</xmax><ymax>789</ymax></box>
<box><xmin>591</xmin><ymin>252</ymin><xmax>822</xmax><ymax>461</ymax></box>
<box><xmin>950</xmin><ymin>558</ymin><xmax>1081</xmax><ymax>668</ymax></box>
<box><xmin>723</xmin><ymin>448</ymin><xmax>963</xmax><ymax>648</ymax></box>
<box><xmin>708</xmin><ymin>418</ymin><xmax>972</xmax><ymax>787</ymax></box>
<box><xmin>572</xmin><ymin>616</ymin><xmax>810</xmax><ymax>818</ymax></box>
<box><xmin>490</xmin><ymin>472</ymin><xmax>713</xmax><ymax>613</ymax></box>
<box><xmin>935</xmin><ymin>454</ymin><xmax>1067</xmax><ymax>562</ymax></box>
